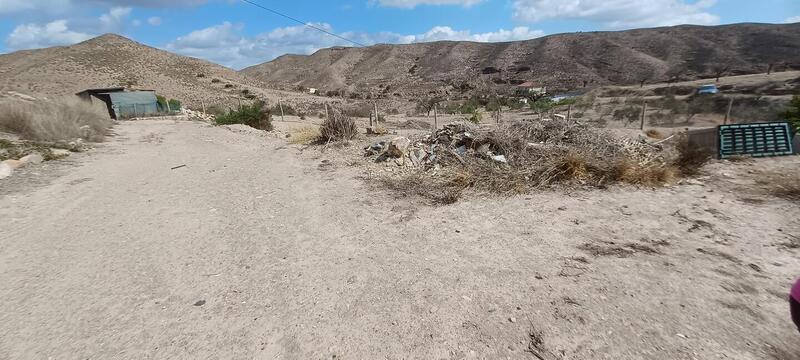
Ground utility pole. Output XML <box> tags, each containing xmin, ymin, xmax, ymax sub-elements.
<box><xmin>201</xmin><ymin>100</ymin><xmax>206</xmax><ymax>115</ymax></box>
<box><xmin>640</xmin><ymin>101</ymin><xmax>648</xmax><ymax>130</ymax></box>
<box><xmin>724</xmin><ymin>97</ymin><xmax>734</xmax><ymax>125</ymax></box>
<box><xmin>278</xmin><ymin>99</ymin><xmax>285</xmax><ymax>121</ymax></box>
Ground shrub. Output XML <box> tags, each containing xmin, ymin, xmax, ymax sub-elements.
<box><xmin>343</xmin><ymin>103</ymin><xmax>373</xmax><ymax>118</ymax></box>
<box><xmin>486</xmin><ymin>97</ymin><xmax>503</xmax><ymax>112</ymax></box>
<box><xmin>319</xmin><ymin>109</ymin><xmax>357</xmax><ymax>141</ymax></box>
<box><xmin>271</xmin><ymin>104</ymin><xmax>296</xmax><ymax>116</ymax></box>
<box><xmin>673</xmin><ymin>134</ymin><xmax>712</xmax><ymax>176</ymax></box>
<box><xmin>459</xmin><ymin>98</ymin><xmax>480</xmax><ymax>114</ymax></box>
<box><xmin>211</xmin><ymin>78</ymin><xmax>221</xmax><ymax>83</ymax></box>
<box><xmin>530</xmin><ymin>99</ymin><xmax>554</xmax><ymax>113</ymax></box>
<box><xmin>224</xmin><ymin>84</ymin><xmax>234</xmax><ymax>89</ymax></box>
<box><xmin>645</xmin><ymin>129</ymin><xmax>665</xmax><ymax>139</ymax></box>
<box><xmin>0</xmin><ymin>97</ymin><xmax>112</xmax><ymax>142</ymax></box>
<box><xmin>214</xmin><ymin>101</ymin><xmax>273</xmax><ymax>130</ymax></box>
<box><xmin>781</xmin><ymin>95</ymin><xmax>800</xmax><ymax>133</ymax></box>
<box><xmin>613</xmin><ymin>106</ymin><xmax>641</xmax><ymax>125</ymax></box>
<box><xmin>196</xmin><ymin>73</ymin><xmax>206</xmax><ymax>78</ymax></box>
<box><xmin>288</xmin><ymin>126</ymin><xmax>321</xmax><ymax>144</ymax></box>
<box><xmin>168</xmin><ymin>99</ymin><xmax>182</xmax><ymax>111</ymax></box>
<box><xmin>465</xmin><ymin>109</ymin><xmax>482</xmax><ymax>124</ymax></box>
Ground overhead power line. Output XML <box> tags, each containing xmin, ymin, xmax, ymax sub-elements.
<box><xmin>240</xmin><ymin>0</ymin><xmax>368</xmax><ymax>47</ymax></box>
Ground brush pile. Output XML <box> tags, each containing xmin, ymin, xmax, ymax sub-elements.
<box><xmin>373</xmin><ymin>120</ymin><xmax>682</xmax><ymax>203</ymax></box>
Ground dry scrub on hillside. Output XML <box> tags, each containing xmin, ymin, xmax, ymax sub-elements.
<box><xmin>0</xmin><ymin>97</ymin><xmax>111</xmax><ymax>142</ymax></box>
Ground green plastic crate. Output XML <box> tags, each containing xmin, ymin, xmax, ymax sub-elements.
<box><xmin>718</xmin><ymin>122</ymin><xmax>794</xmax><ymax>159</ymax></box>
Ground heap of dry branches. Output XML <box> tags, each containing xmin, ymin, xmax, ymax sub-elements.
<box><xmin>382</xmin><ymin>119</ymin><xmax>692</xmax><ymax>203</ymax></box>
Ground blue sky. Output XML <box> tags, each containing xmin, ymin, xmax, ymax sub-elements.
<box><xmin>0</xmin><ymin>0</ymin><xmax>798</xmax><ymax>69</ymax></box>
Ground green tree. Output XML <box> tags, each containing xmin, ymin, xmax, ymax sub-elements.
<box><xmin>167</xmin><ymin>99</ymin><xmax>182</xmax><ymax>111</ymax></box>
<box><xmin>782</xmin><ymin>95</ymin><xmax>800</xmax><ymax>134</ymax></box>
<box><xmin>530</xmin><ymin>98</ymin><xmax>554</xmax><ymax>113</ymax></box>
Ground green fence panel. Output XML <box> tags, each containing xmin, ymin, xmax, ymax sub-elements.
<box><xmin>718</xmin><ymin>122</ymin><xmax>794</xmax><ymax>158</ymax></box>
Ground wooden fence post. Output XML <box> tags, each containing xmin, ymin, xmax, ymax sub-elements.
<box><xmin>433</xmin><ymin>104</ymin><xmax>438</xmax><ymax>130</ymax></box>
<box><xmin>724</xmin><ymin>98</ymin><xmax>734</xmax><ymax>125</ymax></box>
<box><xmin>640</xmin><ymin>101</ymin><xmax>648</xmax><ymax>130</ymax></box>
<box><xmin>324</xmin><ymin>103</ymin><xmax>329</xmax><ymax>121</ymax></box>
<box><xmin>374</xmin><ymin>102</ymin><xmax>379</xmax><ymax>126</ymax></box>
<box><xmin>279</xmin><ymin>99</ymin><xmax>285</xmax><ymax>121</ymax></box>
<box><xmin>567</xmin><ymin>104</ymin><xmax>572</xmax><ymax>122</ymax></box>
<box><xmin>201</xmin><ymin>100</ymin><xmax>206</xmax><ymax>115</ymax></box>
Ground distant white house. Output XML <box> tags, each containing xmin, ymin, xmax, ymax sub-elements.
<box><xmin>308</xmin><ymin>88</ymin><xmax>318</xmax><ymax>94</ymax></box>
<box><xmin>514</xmin><ymin>82</ymin><xmax>547</xmax><ymax>97</ymax></box>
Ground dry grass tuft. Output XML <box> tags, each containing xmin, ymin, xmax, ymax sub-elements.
<box><xmin>288</xmin><ymin>126</ymin><xmax>321</xmax><ymax>145</ymax></box>
<box><xmin>320</xmin><ymin>109</ymin><xmax>357</xmax><ymax>141</ymax></box>
<box><xmin>614</xmin><ymin>161</ymin><xmax>677</xmax><ymax>186</ymax></box>
<box><xmin>673</xmin><ymin>134</ymin><xmax>712</xmax><ymax>176</ymax></box>
<box><xmin>0</xmin><ymin>97</ymin><xmax>112</xmax><ymax>142</ymax></box>
<box><xmin>370</xmin><ymin>127</ymin><xmax>389</xmax><ymax>135</ymax></box>
<box><xmin>645</xmin><ymin>129</ymin><xmax>666</xmax><ymax>139</ymax></box>
<box><xmin>380</xmin><ymin>172</ymin><xmax>464</xmax><ymax>205</ymax></box>
<box><xmin>770</xmin><ymin>177</ymin><xmax>800</xmax><ymax>201</ymax></box>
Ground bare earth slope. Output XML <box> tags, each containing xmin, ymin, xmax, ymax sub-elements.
<box><xmin>242</xmin><ymin>23</ymin><xmax>800</xmax><ymax>96</ymax></box>
<box><xmin>1</xmin><ymin>120</ymin><xmax>798</xmax><ymax>359</ymax></box>
<box><xmin>0</xmin><ymin>34</ymin><xmax>272</xmax><ymax>108</ymax></box>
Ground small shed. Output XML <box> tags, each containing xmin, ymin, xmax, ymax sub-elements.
<box><xmin>515</xmin><ymin>82</ymin><xmax>547</xmax><ymax>97</ymax></box>
<box><xmin>76</xmin><ymin>88</ymin><xmax>159</xmax><ymax>119</ymax></box>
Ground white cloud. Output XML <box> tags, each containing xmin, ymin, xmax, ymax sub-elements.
<box><xmin>132</xmin><ymin>19</ymin><xmax>142</xmax><ymax>26</ymax></box>
<box><xmin>372</xmin><ymin>0</ymin><xmax>483</xmax><ymax>8</ymax></box>
<box><xmin>512</xmin><ymin>0</ymin><xmax>720</xmax><ymax>29</ymax></box>
<box><xmin>0</xmin><ymin>0</ymin><xmax>72</xmax><ymax>15</ymax></box>
<box><xmin>89</xmin><ymin>0</ymin><xmax>206</xmax><ymax>6</ymax></box>
<box><xmin>147</xmin><ymin>16</ymin><xmax>162</xmax><ymax>26</ymax></box>
<box><xmin>411</xmin><ymin>26</ymin><xmax>544</xmax><ymax>42</ymax></box>
<box><xmin>5</xmin><ymin>7</ymin><xmax>133</xmax><ymax>50</ymax></box>
<box><xmin>99</xmin><ymin>7</ymin><xmax>132</xmax><ymax>32</ymax></box>
<box><xmin>6</xmin><ymin>20</ymin><xmax>92</xmax><ymax>50</ymax></box>
<box><xmin>166</xmin><ymin>22</ymin><xmax>545</xmax><ymax>69</ymax></box>
<box><xmin>785</xmin><ymin>16</ymin><xmax>800</xmax><ymax>23</ymax></box>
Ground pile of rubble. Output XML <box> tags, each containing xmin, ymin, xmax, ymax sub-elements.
<box><xmin>365</xmin><ymin>121</ymin><xmax>667</xmax><ymax>171</ymax></box>
<box><xmin>365</xmin><ymin>123</ymin><xmax>522</xmax><ymax>168</ymax></box>
<box><xmin>181</xmin><ymin>108</ymin><xmax>215</xmax><ymax>122</ymax></box>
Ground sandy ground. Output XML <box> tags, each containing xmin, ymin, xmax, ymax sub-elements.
<box><xmin>1</xmin><ymin>119</ymin><xmax>799</xmax><ymax>359</ymax></box>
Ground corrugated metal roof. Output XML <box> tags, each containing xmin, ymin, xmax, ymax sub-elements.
<box><xmin>103</xmin><ymin>91</ymin><xmax>157</xmax><ymax>105</ymax></box>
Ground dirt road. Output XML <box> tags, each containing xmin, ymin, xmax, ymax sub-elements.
<box><xmin>1</xmin><ymin>119</ymin><xmax>798</xmax><ymax>359</ymax></box>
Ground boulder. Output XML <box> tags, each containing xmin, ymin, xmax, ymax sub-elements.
<box><xmin>51</xmin><ymin>149</ymin><xmax>71</xmax><ymax>157</ymax></box>
<box><xmin>2</xmin><ymin>159</ymin><xmax>25</xmax><ymax>170</ymax></box>
<box><xmin>20</xmin><ymin>153</ymin><xmax>44</xmax><ymax>164</ymax></box>
<box><xmin>385</xmin><ymin>137</ymin><xmax>410</xmax><ymax>158</ymax></box>
<box><xmin>0</xmin><ymin>162</ymin><xmax>12</xmax><ymax>179</ymax></box>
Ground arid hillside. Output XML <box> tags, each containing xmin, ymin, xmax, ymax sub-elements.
<box><xmin>0</xmin><ymin>34</ymin><xmax>287</xmax><ymax>109</ymax></box>
<box><xmin>242</xmin><ymin>23</ymin><xmax>800</xmax><ymax>97</ymax></box>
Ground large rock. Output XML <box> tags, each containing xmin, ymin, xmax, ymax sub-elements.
<box><xmin>0</xmin><ymin>159</ymin><xmax>24</xmax><ymax>179</ymax></box>
<box><xmin>385</xmin><ymin>137</ymin><xmax>410</xmax><ymax>158</ymax></box>
<box><xmin>2</xmin><ymin>159</ymin><xmax>25</xmax><ymax>170</ymax></box>
<box><xmin>0</xmin><ymin>162</ymin><xmax>12</xmax><ymax>179</ymax></box>
<box><xmin>20</xmin><ymin>153</ymin><xmax>44</xmax><ymax>164</ymax></box>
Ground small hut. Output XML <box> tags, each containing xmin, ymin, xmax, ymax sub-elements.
<box><xmin>76</xmin><ymin>88</ymin><xmax>159</xmax><ymax>119</ymax></box>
